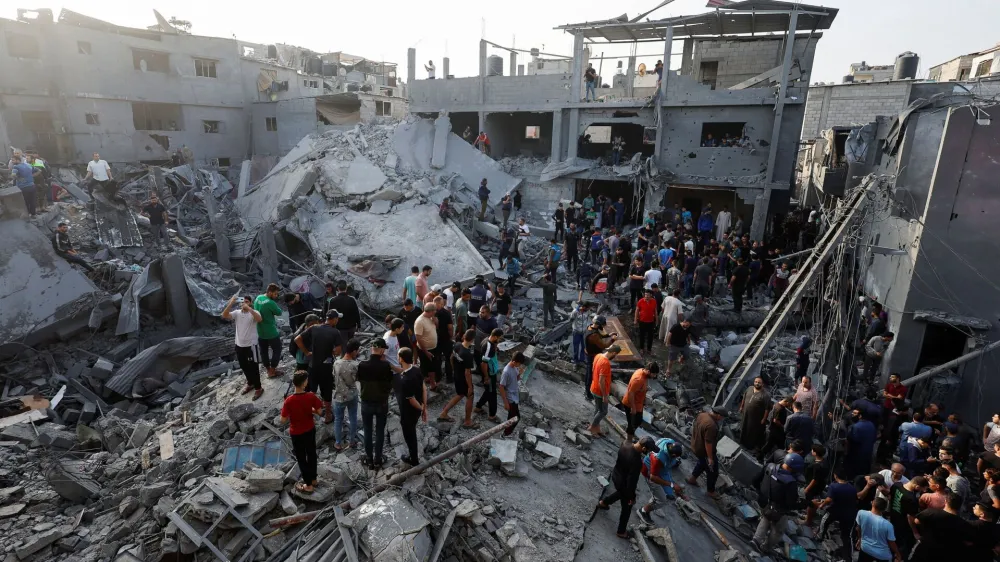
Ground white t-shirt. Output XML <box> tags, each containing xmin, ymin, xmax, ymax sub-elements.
<box><xmin>87</xmin><ymin>159</ymin><xmax>111</xmax><ymax>181</ymax></box>
<box><xmin>383</xmin><ymin>331</ymin><xmax>401</xmax><ymax>368</ymax></box>
<box><xmin>684</xmin><ymin>239</ymin><xmax>695</xmax><ymax>253</ymax></box>
<box><xmin>426</xmin><ymin>63</ymin><xmax>436</xmax><ymax>79</ymax></box>
<box><xmin>231</xmin><ymin>309</ymin><xmax>258</xmax><ymax>348</ymax></box>
<box><xmin>518</xmin><ymin>224</ymin><xmax>530</xmax><ymax>238</ymax></box>
<box><xmin>443</xmin><ymin>288</ymin><xmax>456</xmax><ymax>310</ymax></box>
<box><xmin>644</xmin><ymin>268</ymin><xmax>662</xmax><ymax>290</ymax></box>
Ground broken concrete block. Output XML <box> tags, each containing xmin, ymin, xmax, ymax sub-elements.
<box><xmin>369</xmin><ymin>200</ymin><xmax>392</xmax><ymax>214</ymax></box>
<box><xmin>344</xmin><ymin>157</ymin><xmax>387</xmax><ymax>195</ymax></box>
<box><xmin>351</xmin><ymin>491</ymin><xmax>432</xmax><ymax>562</ymax></box>
<box><xmin>533</xmin><ymin>441</ymin><xmax>562</xmax><ymax>462</ymax></box>
<box><xmin>279</xmin><ymin>491</ymin><xmax>299</xmax><ymax>515</ymax></box>
<box><xmin>564</xmin><ymin>429</ymin><xmax>578</xmax><ymax>444</ymax></box>
<box><xmin>455</xmin><ymin>499</ymin><xmax>480</xmax><ymax>518</ymax></box>
<box><xmin>139</xmin><ymin>482</ymin><xmax>171</xmax><ymax>506</ymax></box>
<box><xmin>523</xmin><ymin>427</ymin><xmax>549</xmax><ymax>439</ymax></box>
<box><xmin>128</xmin><ymin>421</ymin><xmax>153</xmax><ymax>449</ymax></box>
<box><xmin>91</xmin><ymin>357</ymin><xmax>114</xmax><ymax>380</ymax></box>
<box><xmin>15</xmin><ymin>527</ymin><xmax>67</xmax><ymax>559</ymax></box>
<box><xmin>716</xmin><ymin>435</ymin><xmax>741</xmax><ymax>460</ymax></box>
<box><xmin>488</xmin><ymin>439</ymin><xmax>517</xmax><ymax>470</ymax></box>
<box><xmin>384</xmin><ymin>153</ymin><xmax>398</xmax><ymax>169</ymax></box>
<box><xmin>46</xmin><ymin>461</ymin><xmax>101</xmax><ymax>503</ymax></box>
<box><xmin>247</xmin><ymin>468</ymin><xmax>285</xmax><ymax>493</ymax></box>
<box><xmin>119</xmin><ymin>496</ymin><xmax>140</xmax><ymax>517</ymax></box>
<box><xmin>368</xmin><ymin>187</ymin><xmax>405</xmax><ymax>202</ymax></box>
<box><xmin>0</xmin><ymin>503</ymin><xmax>26</xmax><ymax>518</ymax></box>
<box><xmin>316</xmin><ymin>465</ymin><xmax>352</xmax><ymax>494</ymax></box>
<box><xmin>227</xmin><ymin>403</ymin><xmax>259</xmax><ymax>423</ymax></box>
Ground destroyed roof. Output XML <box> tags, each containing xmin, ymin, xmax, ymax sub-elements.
<box><xmin>556</xmin><ymin>0</ymin><xmax>838</xmax><ymax>43</ymax></box>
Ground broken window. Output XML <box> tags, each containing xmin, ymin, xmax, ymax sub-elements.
<box><xmin>202</xmin><ymin>120</ymin><xmax>222</xmax><ymax>134</ymax></box>
<box><xmin>375</xmin><ymin>101</ymin><xmax>392</xmax><ymax>116</ymax></box>
<box><xmin>699</xmin><ymin>61</ymin><xmax>719</xmax><ymax>90</ymax></box>
<box><xmin>525</xmin><ymin>126</ymin><xmax>541</xmax><ymax>139</ymax></box>
<box><xmin>643</xmin><ymin>127</ymin><xmax>656</xmax><ymax>145</ymax></box>
<box><xmin>77</xmin><ymin>41</ymin><xmax>92</xmax><ymax>55</ymax></box>
<box><xmin>265</xmin><ymin>117</ymin><xmax>278</xmax><ymax>131</ymax></box>
<box><xmin>21</xmin><ymin>110</ymin><xmax>54</xmax><ymax>132</ymax></box>
<box><xmin>976</xmin><ymin>59</ymin><xmax>993</xmax><ymax>78</ymax></box>
<box><xmin>194</xmin><ymin>58</ymin><xmax>217</xmax><ymax>78</ymax></box>
<box><xmin>303</xmin><ymin>79</ymin><xmax>319</xmax><ymax>88</ymax></box>
<box><xmin>700</xmin><ymin>122</ymin><xmax>747</xmax><ymax>148</ymax></box>
<box><xmin>217</xmin><ymin>157</ymin><xmax>231</xmax><ymax>167</ymax></box>
<box><xmin>6</xmin><ymin>33</ymin><xmax>40</xmax><ymax>59</ymax></box>
<box><xmin>583</xmin><ymin>125</ymin><xmax>612</xmax><ymax>144</ymax></box>
<box><xmin>132</xmin><ymin>48</ymin><xmax>170</xmax><ymax>73</ymax></box>
<box><xmin>958</xmin><ymin>68</ymin><xmax>971</xmax><ymax>81</ymax></box>
<box><xmin>85</xmin><ymin>113</ymin><xmax>100</xmax><ymax>125</ymax></box>
<box><xmin>132</xmin><ymin>102</ymin><xmax>183</xmax><ymax>131</ymax></box>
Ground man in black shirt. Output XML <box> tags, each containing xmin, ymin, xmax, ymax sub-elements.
<box><xmin>328</xmin><ymin>281</ymin><xmax>361</xmax><ymax>341</ymax></box>
<box><xmin>628</xmin><ymin>257</ymin><xmax>646</xmax><ymax>311</ymax></box>
<box><xmin>729</xmin><ymin>257</ymin><xmax>750</xmax><ymax>313</ymax></box>
<box><xmin>357</xmin><ymin>338</ymin><xmax>394</xmax><ymax>469</ymax></box>
<box><xmin>284</xmin><ymin>293</ymin><xmax>311</xmax><ymax>333</ymax></box>
<box><xmin>433</xmin><ymin>296</ymin><xmax>454</xmax><ymax>382</ymax></box>
<box><xmin>393</xmin><ymin>348</ymin><xmax>427</xmax><ymax>466</ymax></box>
<box><xmin>565</xmin><ymin>223</ymin><xmax>580</xmax><ymax>272</ymax></box>
<box><xmin>141</xmin><ymin>194</ymin><xmax>169</xmax><ymax>249</ymax></box>
<box><xmin>51</xmin><ymin>222</ymin><xmax>94</xmax><ymax>272</ymax></box>
<box><xmin>912</xmin><ymin>493</ymin><xmax>972</xmax><ymax>562</ymax></box>
<box><xmin>398</xmin><ymin>299</ymin><xmax>422</xmax><ymax>349</ymax></box>
<box><xmin>554</xmin><ymin>203</ymin><xmax>565</xmax><ymax>242</ymax></box>
<box><xmin>803</xmin><ymin>444</ymin><xmax>830</xmax><ymax>524</ymax></box>
<box><xmin>597</xmin><ymin>436</ymin><xmax>660</xmax><ymax>538</ymax></box>
<box><xmin>888</xmin><ymin>475</ymin><xmax>927</xmax><ymax>558</ymax></box>
<box><xmin>440</xmin><ymin>329</ymin><xmax>477</xmax><ymax>428</ymax></box>
<box><xmin>475</xmin><ymin>329</ymin><xmax>503</xmax><ymax>421</ymax></box>
<box><xmin>295</xmin><ymin>309</ymin><xmax>344</xmax><ymax>422</ymax></box>
<box><xmin>666</xmin><ymin>320</ymin><xmax>691</xmax><ymax>374</ymax></box>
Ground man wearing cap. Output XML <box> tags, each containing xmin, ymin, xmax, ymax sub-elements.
<box><xmin>295</xmin><ymin>308</ymin><xmax>344</xmax><ymax>423</ymax></box>
<box><xmin>51</xmin><ymin>222</ymin><xmax>95</xmax><ymax>272</ymax></box>
<box><xmin>588</xmin><ymin>344</ymin><xmax>622</xmax><ymax>437</ymax></box>
<box><xmin>634</xmin><ymin>289</ymin><xmax>658</xmax><ymax>354</ymax></box>
<box><xmin>423</xmin><ymin>284</ymin><xmax>442</xmax><ymax>307</ymax></box>
<box><xmin>623</xmin><ymin>363</ymin><xmax>658</xmax><ymax>437</ymax></box>
<box><xmin>413</xmin><ymin>303</ymin><xmax>440</xmax><ymax>390</ymax></box>
<box><xmin>584</xmin><ymin>316</ymin><xmax>619</xmax><ymax>401</ymax></box>
<box><xmin>357</xmin><ymin>338</ymin><xmax>394</xmax><ymax>469</ymax></box>
<box><xmin>329</xmin><ymin>281</ymin><xmax>361</xmax><ymax>342</ymax></box>
<box><xmin>597</xmin><ymin>436</ymin><xmax>661</xmax><ymax>539</ymax></box>
<box><xmin>753</xmin><ymin>453</ymin><xmax>804</xmax><ymax>550</ymax></box>
<box><xmin>687</xmin><ymin>407</ymin><xmax>727</xmax><ymax>498</ymax></box>
<box><xmin>637</xmin><ymin>438</ymin><xmax>686</xmax><ymax>525</ymax></box>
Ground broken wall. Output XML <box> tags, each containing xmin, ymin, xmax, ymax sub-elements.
<box><xmin>690</xmin><ymin>35</ymin><xmax>820</xmax><ymax>90</ymax></box>
<box><xmin>409</xmin><ymin>74</ymin><xmax>573</xmax><ymax>113</ymax></box>
<box><xmin>485</xmin><ymin>112</ymin><xmax>553</xmax><ymax>159</ymax></box>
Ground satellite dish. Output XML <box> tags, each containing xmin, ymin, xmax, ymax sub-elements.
<box><xmin>637</xmin><ymin>63</ymin><xmax>646</xmax><ymax>77</ymax></box>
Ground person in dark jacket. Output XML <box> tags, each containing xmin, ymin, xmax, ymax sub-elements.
<box><xmin>753</xmin><ymin>453</ymin><xmax>804</xmax><ymax>550</ymax></box>
<box><xmin>784</xmin><ymin>401</ymin><xmax>814</xmax><ymax>448</ymax></box>
<box><xmin>328</xmin><ymin>281</ymin><xmax>362</xmax><ymax>341</ymax></box>
<box><xmin>357</xmin><ymin>338</ymin><xmax>394</xmax><ymax>469</ymax></box>
<box><xmin>596</xmin><ymin>436</ymin><xmax>660</xmax><ymax>538</ymax></box>
<box><xmin>478</xmin><ymin>179</ymin><xmax>490</xmax><ymax>220</ymax></box>
<box><xmin>52</xmin><ymin>222</ymin><xmax>95</xmax><ymax>272</ymax></box>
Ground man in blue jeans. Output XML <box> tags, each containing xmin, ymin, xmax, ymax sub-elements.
<box><xmin>584</xmin><ymin>64</ymin><xmax>597</xmax><ymax>101</ymax></box>
<box><xmin>687</xmin><ymin>407</ymin><xmax>727</xmax><ymax>498</ymax></box>
<box><xmin>570</xmin><ymin>302</ymin><xmax>590</xmax><ymax>364</ymax></box>
<box><xmin>10</xmin><ymin>154</ymin><xmax>39</xmax><ymax>216</ymax></box>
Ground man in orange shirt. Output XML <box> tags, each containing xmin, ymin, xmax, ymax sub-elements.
<box><xmin>634</xmin><ymin>288</ymin><xmax>658</xmax><ymax>354</ymax></box>
<box><xmin>588</xmin><ymin>344</ymin><xmax>622</xmax><ymax>436</ymax></box>
<box><xmin>623</xmin><ymin>363</ymin><xmax>659</xmax><ymax>436</ymax></box>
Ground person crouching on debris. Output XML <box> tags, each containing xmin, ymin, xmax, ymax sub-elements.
<box><xmin>394</xmin><ymin>347</ymin><xmax>428</xmax><ymax>466</ymax></box>
<box><xmin>280</xmin><ymin>370</ymin><xmax>323</xmax><ymax>493</ymax></box>
<box><xmin>623</xmin><ymin>362</ymin><xmax>658</xmax><ymax>436</ymax></box>
<box><xmin>52</xmin><ymin>222</ymin><xmax>95</xmax><ymax>272</ymax></box>
<box><xmin>254</xmin><ymin>284</ymin><xmax>285</xmax><ymax>380</ymax></box>
<box><xmin>597</xmin><ymin>436</ymin><xmax>661</xmax><ymax>539</ymax></box>
<box><xmin>474</xmin><ymin>328</ymin><xmax>504</xmax><ymax>422</ymax></box>
<box><xmin>589</xmin><ymin>344</ymin><xmax>622</xmax><ymax>437</ymax></box>
<box><xmin>222</xmin><ymin>294</ymin><xmax>263</xmax><ymax>400</ymax></box>
<box><xmin>498</xmin><ymin>351</ymin><xmax>526</xmax><ymax>437</ymax></box>
<box><xmin>637</xmin><ymin>438</ymin><xmax>686</xmax><ymax>525</ymax></box>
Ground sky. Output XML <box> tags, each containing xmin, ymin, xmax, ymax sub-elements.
<box><xmin>8</xmin><ymin>0</ymin><xmax>1000</xmax><ymax>84</ymax></box>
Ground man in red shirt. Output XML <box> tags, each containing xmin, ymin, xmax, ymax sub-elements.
<box><xmin>883</xmin><ymin>372</ymin><xmax>906</xmax><ymax>427</ymax></box>
<box><xmin>281</xmin><ymin>371</ymin><xmax>324</xmax><ymax>493</ymax></box>
<box><xmin>588</xmin><ymin>345</ymin><xmax>622</xmax><ymax>436</ymax></box>
<box><xmin>623</xmin><ymin>363</ymin><xmax>659</xmax><ymax>436</ymax></box>
<box><xmin>634</xmin><ymin>288</ymin><xmax>658</xmax><ymax>354</ymax></box>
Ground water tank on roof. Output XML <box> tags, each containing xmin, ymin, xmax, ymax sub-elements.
<box><xmin>843</xmin><ymin>75</ymin><xmax>855</xmax><ymax>83</ymax></box>
<box><xmin>322</xmin><ymin>62</ymin><xmax>336</xmax><ymax>77</ymax></box>
<box><xmin>894</xmin><ymin>52</ymin><xmax>919</xmax><ymax>80</ymax></box>
<box><xmin>487</xmin><ymin>55</ymin><xmax>504</xmax><ymax>77</ymax></box>
<box><xmin>267</xmin><ymin>45</ymin><xmax>277</xmax><ymax>59</ymax></box>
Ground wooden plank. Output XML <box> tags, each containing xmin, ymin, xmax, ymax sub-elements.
<box><xmin>0</xmin><ymin>409</ymin><xmax>46</xmax><ymax>430</ymax></box>
<box><xmin>605</xmin><ymin>317</ymin><xmax>638</xmax><ymax>362</ymax></box>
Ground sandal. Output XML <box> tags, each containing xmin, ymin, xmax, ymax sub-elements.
<box><xmin>295</xmin><ymin>483</ymin><xmax>314</xmax><ymax>493</ymax></box>
<box><xmin>437</xmin><ymin>414</ymin><xmax>453</xmax><ymax>422</ymax></box>
<box><xmin>488</xmin><ymin>416</ymin><xmax>501</xmax><ymax>423</ymax></box>
<box><xmin>252</xmin><ymin>388</ymin><xmax>264</xmax><ymax>401</ymax></box>
<box><xmin>462</xmin><ymin>422</ymin><xmax>480</xmax><ymax>429</ymax></box>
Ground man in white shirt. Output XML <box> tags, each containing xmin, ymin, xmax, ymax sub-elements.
<box><xmin>425</xmin><ymin>60</ymin><xmax>436</xmax><ymax>79</ymax></box>
<box><xmin>658</xmin><ymin>289</ymin><xmax>684</xmax><ymax>343</ymax></box>
<box><xmin>643</xmin><ymin>266</ymin><xmax>662</xmax><ymax>291</ymax></box>
<box><xmin>684</xmin><ymin>237</ymin><xmax>695</xmax><ymax>254</ymax></box>
<box><xmin>383</xmin><ymin>318</ymin><xmax>405</xmax><ymax>373</ymax></box>
<box><xmin>715</xmin><ymin>206</ymin><xmax>732</xmax><ymax>240</ymax></box>
<box><xmin>222</xmin><ymin>294</ymin><xmax>263</xmax><ymax>399</ymax></box>
<box><xmin>443</xmin><ymin>281</ymin><xmax>460</xmax><ymax>310</ymax></box>
<box><xmin>84</xmin><ymin>152</ymin><xmax>113</xmax><ymax>195</ymax></box>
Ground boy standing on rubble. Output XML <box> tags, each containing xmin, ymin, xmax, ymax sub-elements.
<box><xmin>281</xmin><ymin>370</ymin><xmax>323</xmax><ymax>493</ymax></box>
<box><xmin>254</xmin><ymin>283</ymin><xmax>285</xmax><ymax>380</ymax></box>
<box><xmin>498</xmin><ymin>352</ymin><xmax>526</xmax><ymax>437</ymax></box>
<box><xmin>474</xmin><ymin>328</ymin><xmax>504</xmax><ymax>422</ymax></box>
<box><xmin>440</xmin><ymin>329</ymin><xmax>478</xmax><ymax>428</ymax></box>
<box><xmin>222</xmin><ymin>294</ymin><xmax>263</xmax><ymax>400</ymax></box>
<box><xmin>395</xmin><ymin>348</ymin><xmax>428</xmax><ymax>466</ymax></box>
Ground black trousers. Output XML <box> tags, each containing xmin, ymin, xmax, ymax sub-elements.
<box><xmin>436</xmin><ymin>343</ymin><xmax>454</xmax><ymax>381</ymax></box>
<box><xmin>638</xmin><ymin>321</ymin><xmax>655</xmax><ymax>352</ymax></box>
<box><xmin>503</xmin><ymin>403</ymin><xmax>520</xmax><ymax>436</ymax></box>
<box><xmin>400</xmin><ymin>413</ymin><xmax>420</xmax><ymax>464</ymax></box>
<box><xmin>732</xmin><ymin>283</ymin><xmax>746</xmax><ymax>312</ymax></box>
<box><xmin>235</xmin><ymin>344</ymin><xmax>262</xmax><ymax>389</ymax></box>
<box><xmin>57</xmin><ymin>251</ymin><xmax>95</xmax><ymax>272</ymax></box>
<box><xmin>555</xmin><ymin>222</ymin><xmax>565</xmax><ymax>241</ymax></box>
<box><xmin>361</xmin><ymin>401</ymin><xmax>388</xmax><ymax>463</ymax></box>
<box><xmin>584</xmin><ymin>353</ymin><xmax>595</xmax><ymax>400</ymax></box>
<box><xmin>309</xmin><ymin>363</ymin><xmax>333</xmax><ymax>402</ymax></box>
<box><xmin>259</xmin><ymin>337</ymin><xmax>282</xmax><ymax>369</ymax></box>
<box><xmin>291</xmin><ymin>428</ymin><xmax>318</xmax><ymax>484</ymax></box>
<box><xmin>602</xmin><ymin>488</ymin><xmax>634</xmax><ymax>534</ymax></box>
<box><xmin>630</xmin><ymin>287</ymin><xmax>642</xmax><ymax>310</ymax></box>
<box><xmin>626</xmin><ymin>411</ymin><xmax>643</xmax><ymax>435</ymax></box>
<box><xmin>476</xmin><ymin>375</ymin><xmax>498</xmax><ymax>416</ymax></box>
<box><xmin>566</xmin><ymin>251</ymin><xmax>579</xmax><ymax>272</ymax></box>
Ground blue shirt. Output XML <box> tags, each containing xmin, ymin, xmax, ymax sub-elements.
<box><xmin>403</xmin><ymin>275</ymin><xmax>418</xmax><ymax>304</ymax></box>
<box><xmin>681</xmin><ymin>210</ymin><xmax>692</xmax><ymax>224</ymax></box>
<box><xmin>613</xmin><ymin>202</ymin><xmax>624</xmax><ymax>216</ymax></box>
<box><xmin>499</xmin><ymin>363</ymin><xmax>520</xmax><ymax>404</ymax></box>
<box><xmin>658</xmin><ymin>248</ymin><xmax>675</xmax><ymax>267</ymax></box>
<box><xmin>848</xmin><ymin>419</ymin><xmax>877</xmax><ymax>463</ymax></box>
<box><xmin>899</xmin><ymin>421</ymin><xmax>932</xmax><ymax>445</ymax></box>
<box><xmin>590</xmin><ymin>233</ymin><xmax>603</xmax><ymax>250</ymax></box>
<box><xmin>12</xmin><ymin>163</ymin><xmax>34</xmax><ymax>188</ymax></box>
<box><xmin>826</xmin><ymin>482</ymin><xmax>858</xmax><ymax>523</ymax></box>
<box><xmin>856</xmin><ymin>510</ymin><xmax>895</xmax><ymax>560</ymax></box>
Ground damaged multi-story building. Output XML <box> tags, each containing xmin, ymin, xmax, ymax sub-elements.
<box><xmin>405</xmin><ymin>0</ymin><xmax>839</xmax><ymax>239</ymax></box>
<box><xmin>0</xmin><ymin>8</ymin><xmax>407</xmax><ymax>167</ymax></box>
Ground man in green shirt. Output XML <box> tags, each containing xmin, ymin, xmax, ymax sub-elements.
<box><xmin>254</xmin><ymin>283</ymin><xmax>285</xmax><ymax>379</ymax></box>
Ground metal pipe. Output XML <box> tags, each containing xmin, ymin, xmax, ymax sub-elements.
<box><xmin>268</xmin><ymin>416</ymin><xmax>520</xmax><ymax>529</ymax></box>
<box><xmin>901</xmin><ymin>340</ymin><xmax>1000</xmax><ymax>387</ymax></box>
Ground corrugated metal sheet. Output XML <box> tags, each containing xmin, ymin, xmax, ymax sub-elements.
<box><xmin>94</xmin><ymin>197</ymin><xmax>144</xmax><ymax>248</ymax></box>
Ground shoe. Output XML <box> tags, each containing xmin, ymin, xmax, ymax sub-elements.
<box><xmin>241</xmin><ymin>385</ymin><xmax>253</xmax><ymax>395</ymax></box>
<box><xmin>252</xmin><ymin>388</ymin><xmax>264</xmax><ymax>401</ymax></box>
<box><xmin>374</xmin><ymin>457</ymin><xmax>385</xmax><ymax>470</ymax></box>
<box><xmin>637</xmin><ymin>509</ymin><xmax>653</xmax><ymax>525</ymax></box>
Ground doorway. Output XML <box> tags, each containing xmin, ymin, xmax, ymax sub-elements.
<box><xmin>914</xmin><ymin>323</ymin><xmax>968</xmax><ymax>374</ymax></box>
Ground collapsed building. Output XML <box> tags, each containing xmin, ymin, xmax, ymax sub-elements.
<box><xmin>405</xmin><ymin>0</ymin><xmax>839</xmax><ymax>240</ymax></box>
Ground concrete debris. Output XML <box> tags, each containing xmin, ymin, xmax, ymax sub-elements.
<box><xmin>349</xmin><ymin>490</ymin><xmax>433</xmax><ymax>562</ymax></box>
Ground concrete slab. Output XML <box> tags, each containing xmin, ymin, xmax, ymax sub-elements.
<box><xmin>237</xmin><ymin>163</ymin><xmax>317</xmax><ymax>228</ymax></box>
<box><xmin>368</xmin><ymin>200</ymin><xmax>392</xmax><ymax>214</ymax></box>
<box><xmin>344</xmin><ymin>157</ymin><xmax>388</xmax><ymax>195</ymax></box>
<box><xmin>0</xmin><ymin>219</ymin><xmax>99</xmax><ymax>353</ymax></box>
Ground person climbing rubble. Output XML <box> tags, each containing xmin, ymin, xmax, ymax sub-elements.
<box><xmin>583</xmin><ymin>316</ymin><xmax>619</xmax><ymax>401</ymax></box>
<box><xmin>588</xmin><ymin>344</ymin><xmax>621</xmax><ymax>437</ymax></box>
<box><xmin>637</xmin><ymin>437</ymin><xmax>686</xmax><ymax>525</ymax></box>
<box><xmin>596</xmin><ymin>436</ymin><xmax>660</xmax><ymax>539</ymax></box>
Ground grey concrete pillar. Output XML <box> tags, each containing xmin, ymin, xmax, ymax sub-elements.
<box><xmin>257</xmin><ymin>223</ymin><xmax>279</xmax><ymax>286</ymax></box>
<box><xmin>750</xmin><ymin>190</ymin><xmax>770</xmax><ymax>241</ymax></box>
<box><xmin>681</xmin><ymin>38</ymin><xmax>694</xmax><ymax>75</ymax></box>
<box><xmin>478</xmin><ymin>112</ymin><xmax>486</xmax><ymax>135</ymax></box>
<box><xmin>213</xmin><ymin>212</ymin><xmax>230</xmax><ymax>270</ymax></box>
<box><xmin>479</xmin><ymin>40</ymin><xmax>488</xmax><ymax>77</ymax></box>
<box><xmin>550</xmin><ymin>110</ymin><xmax>563</xmax><ymax>163</ymax></box>
<box><xmin>517</xmin><ymin>64</ymin><xmax>524</xmax><ymax>76</ymax></box>
<box><xmin>443</xmin><ymin>57</ymin><xmax>450</xmax><ymax>79</ymax></box>
<box><xmin>626</xmin><ymin>55</ymin><xmax>636</xmax><ymax>98</ymax></box>
<box><xmin>654</xmin><ymin>27</ymin><xmax>674</xmax><ymax>168</ymax></box>
<box><xmin>570</xmin><ymin>33</ymin><xmax>585</xmax><ymax>101</ymax></box>
<box><xmin>509</xmin><ymin>52</ymin><xmax>516</xmax><ymax>77</ymax></box>
<box><xmin>567</xmin><ymin>109</ymin><xmax>580</xmax><ymax>160</ymax></box>
<box><xmin>407</xmin><ymin>48</ymin><xmax>416</xmax><ymax>83</ymax></box>
<box><xmin>161</xmin><ymin>254</ymin><xmax>192</xmax><ymax>330</ymax></box>
<box><xmin>765</xmin><ymin>9</ymin><xmax>798</xmax><ymax>185</ymax></box>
